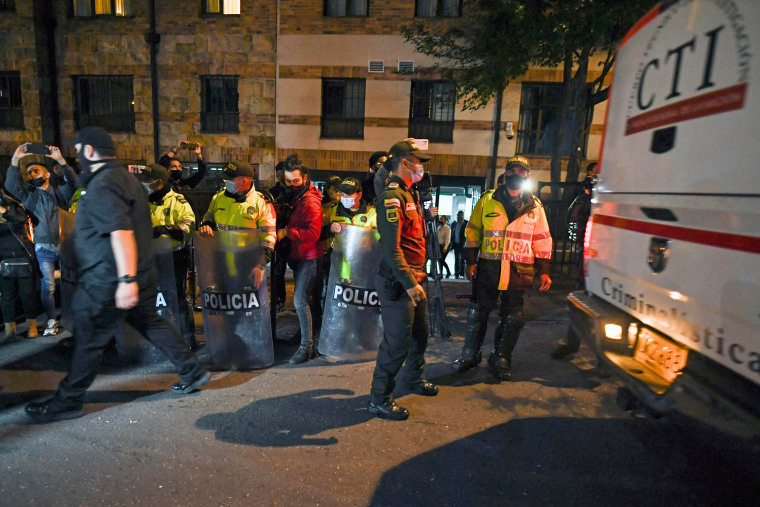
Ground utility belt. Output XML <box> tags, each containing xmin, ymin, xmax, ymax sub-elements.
<box><xmin>377</xmin><ymin>265</ymin><xmax>426</xmax><ymax>301</ymax></box>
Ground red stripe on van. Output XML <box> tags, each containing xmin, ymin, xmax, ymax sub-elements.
<box><xmin>625</xmin><ymin>83</ymin><xmax>747</xmax><ymax>135</ymax></box>
<box><xmin>594</xmin><ymin>214</ymin><xmax>760</xmax><ymax>255</ymax></box>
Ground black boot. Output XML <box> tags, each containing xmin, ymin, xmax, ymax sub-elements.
<box><xmin>452</xmin><ymin>304</ymin><xmax>488</xmax><ymax>372</ymax></box>
<box><xmin>289</xmin><ymin>344</ymin><xmax>312</xmax><ymax>364</ymax></box>
<box><xmin>488</xmin><ymin>324</ymin><xmax>522</xmax><ymax>381</ymax></box>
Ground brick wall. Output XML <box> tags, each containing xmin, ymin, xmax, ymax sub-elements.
<box><xmin>0</xmin><ymin>1</ymin><xmax>42</xmax><ymax>155</ymax></box>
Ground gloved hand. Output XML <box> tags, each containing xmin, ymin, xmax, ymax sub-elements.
<box><xmin>153</xmin><ymin>225</ymin><xmax>185</xmax><ymax>241</ymax></box>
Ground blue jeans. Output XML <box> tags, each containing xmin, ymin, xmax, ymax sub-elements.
<box><xmin>289</xmin><ymin>258</ymin><xmax>318</xmax><ymax>347</ymax></box>
<box><xmin>35</xmin><ymin>245</ymin><xmax>59</xmax><ymax>321</ymax></box>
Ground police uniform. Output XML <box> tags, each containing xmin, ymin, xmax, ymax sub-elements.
<box><xmin>202</xmin><ymin>177</ymin><xmax>277</xmax><ymax>265</ymax></box>
<box><xmin>143</xmin><ymin>164</ymin><xmax>197</xmax><ymax>347</ymax></box>
<box><xmin>369</xmin><ymin>140</ymin><xmax>438</xmax><ymax>421</ymax></box>
<box><xmin>453</xmin><ymin>156</ymin><xmax>552</xmax><ymax>379</ymax></box>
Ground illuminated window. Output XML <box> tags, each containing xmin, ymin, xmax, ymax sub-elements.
<box><xmin>201</xmin><ymin>75</ymin><xmax>239</xmax><ymax>133</ymax></box>
<box><xmin>204</xmin><ymin>0</ymin><xmax>240</xmax><ymax>15</ymax></box>
<box><xmin>324</xmin><ymin>0</ymin><xmax>367</xmax><ymax>17</ymax></box>
<box><xmin>517</xmin><ymin>82</ymin><xmax>592</xmax><ymax>156</ymax></box>
<box><xmin>321</xmin><ymin>79</ymin><xmax>365</xmax><ymax>139</ymax></box>
<box><xmin>73</xmin><ymin>0</ymin><xmax>133</xmax><ymax>17</ymax></box>
<box><xmin>73</xmin><ymin>75</ymin><xmax>135</xmax><ymax>132</ymax></box>
<box><xmin>409</xmin><ymin>80</ymin><xmax>455</xmax><ymax>143</ymax></box>
<box><xmin>0</xmin><ymin>71</ymin><xmax>23</xmax><ymax>130</ymax></box>
<box><xmin>415</xmin><ymin>0</ymin><xmax>460</xmax><ymax>18</ymax></box>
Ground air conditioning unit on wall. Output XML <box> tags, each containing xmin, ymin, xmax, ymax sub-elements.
<box><xmin>368</xmin><ymin>60</ymin><xmax>385</xmax><ymax>73</ymax></box>
<box><xmin>398</xmin><ymin>61</ymin><xmax>415</xmax><ymax>73</ymax></box>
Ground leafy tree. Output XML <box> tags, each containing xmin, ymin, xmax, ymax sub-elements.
<box><xmin>403</xmin><ymin>0</ymin><xmax>657</xmax><ymax>191</ymax></box>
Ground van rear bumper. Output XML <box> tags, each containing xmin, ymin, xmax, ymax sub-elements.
<box><xmin>568</xmin><ymin>290</ymin><xmax>760</xmax><ymax>440</ymax></box>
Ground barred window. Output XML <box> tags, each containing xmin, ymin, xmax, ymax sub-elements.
<box><xmin>72</xmin><ymin>0</ymin><xmax>132</xmax><ymax>17</ymax></box>
<box><xmin>73</xmin><ymin>75</ymin><xmax>135</xmax><ymax>132</ymax></box>
<box><xmin>517</xmin><ymin>82</ymin><xmax>592</xmax><ymax>156</ymax></box>
<box><xmin>415</xmin><ymin>0</ymin><xmax>461</xmax><ymax>18</ymax></box>
<box><xmin>201</xmin><ymin>75</ymin><xmax>239</xmax><ymax>134</ymax></box>
<box><xmin>324</xmin><ymin>0</ymin><xmax>367</xmax><ymax>17</ymax></box>
<box><xmin>203</xmin><ymin>0</ymin><xmax>240</xmax><ymax>15</ymax></box>
<box><xmin>409</xmin><ymin>80</ymin><xmax>456</xmax><ymax>143</ymax></box>
<box><xmin>0</xmin><ymin>72</ymin><xmax>23</xmax><ymax>130</ymax></box>
<box><xmin>321</xmin><ymin>79</ymin><xmax>365</xmax><ymax>139</ymax></box>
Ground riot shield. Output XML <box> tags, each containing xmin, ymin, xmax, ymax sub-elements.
<box><xmin>194</xmin><ymin>230</ymin><xmax>274</xmax><ymax>369</ymax></box>
<box><xmin>318</xmin><ymin>225</ymin><xmax>384</xmax><ymax>360</ymax></box>
<box><xmin>114</xmin><ymin>237</ymin><xmax>183</xmax><ymax>364</ymax></box>
<box><xmin>59</xmin><ymin>210</ymin><xmax>77</xmax><ymax>332</ymax></box>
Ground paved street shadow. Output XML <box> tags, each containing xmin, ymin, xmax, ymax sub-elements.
<box><xmin>196</xmin><ymin>388</ymin><xmax>372</xmax><ymax>447</ymax></box>
<box><xmin>369</xmin><ymin>416</ymin><xmax>760</xmax><ymax>507</ymax></box>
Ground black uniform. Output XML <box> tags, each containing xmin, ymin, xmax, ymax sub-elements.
<box><xmin>52</xmin><ymin>159</ymin><xmax>206</xmax><ymax>408</ymax></box>
<box><xmin>370</xmin><ymin>175</ymin><xmax>430</xmax><ymax>405</ymax></box>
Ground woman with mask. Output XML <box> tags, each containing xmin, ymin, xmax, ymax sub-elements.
<box><xmin>0</xmin><ymin>188</ymin><xmax>41</xmax><ymax>341</ymax></box>
<box><xmin>6</xmin><ymin>143</ymin><xmax>77</xmax><ymax>337</ymax></box>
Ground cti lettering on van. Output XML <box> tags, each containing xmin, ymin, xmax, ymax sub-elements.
<box><xmin>600</xmin><ymin>277</ymin><xmax>760</xmax><ymax>376</ymax></box>
<box><xmin>203</xmin><ymin>291</ymin><xmax>260</xmax><ymax>311</ymax></box>
<box><xmin>332</xmin><ymin>283</ymin><xmax>380</xmax><ymax>308</ymax></box>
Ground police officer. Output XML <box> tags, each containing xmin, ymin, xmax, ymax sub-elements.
<box><xmin>369</xmin><ymin>140</ymin><xmax>439</xmax><ymax>421</ymax></box>
<box><xmin>198</xmin><ymin>160</ymin><xmax>276</xmax><ymax>289</ymax></box>
<box><xmin>322</xmin><ymin>177</ymin><xmax>377</xmax><ymax>240</ymax></box>
<box><xmin>25</xmin><ymin>127</ymin><xmax>210</xmax><ymax>423</ymax></box>
<box><xmin>452</xmin><ymin>156</ymin><xmax>553</xmax><ymax>380</ymax></box>
<box><xmin>137</xmin><ymin>163</ymin><xmax>197</xmax><ymax>348</ymax></box>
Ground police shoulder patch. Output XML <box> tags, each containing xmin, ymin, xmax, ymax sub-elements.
<box><xmin>388</xmin><ymin>182</ymin><xmax>399</xmax><ymax>189</ymax></box>
<box><xmin>175</xmin><ymin>194</ymin><xmax>188</xmax><ymax>204</ymax></box>
<box><xmin>384</xmin><ymin>198</ymin><xmax>401</xmax><ymax>208</ymax></box>
<box><xmin>247</xmin><ymin>206</ymin><xmax>257</xmax><ymax>216</ymax></box>
<box><xmin>386</xmin><ymin>208</ymin><xmax>399</xmax><ymax>223</ymax></box>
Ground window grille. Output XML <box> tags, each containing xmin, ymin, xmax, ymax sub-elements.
<box><xmin>321</xmin><ymin>79</ymin><xmax>365</xmax><ymax>139</ymax></box>
<box><xmin>201</xmin><ymin>75</ymin><xmax>239</xmax><ymax>134</ymax></box>
<box><xmin>73</xmin><ymin>75</ymin><xmax>135</xmax><ymax>132</ymax></box>
<box><xmin>409</xmin><ymin>80</ymin><xmax>456</xmax><ymax>143</ymax></box>
<box><xmin>0</xmin><ymin>71</ymin><xmax>23</xmax><ymax>129</ymax></box>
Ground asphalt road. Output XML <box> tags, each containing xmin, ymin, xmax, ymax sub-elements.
<box><xmin>0</xmin><ymin>279</ymin><xmax>758</xmax><ymax>506</ymax></box>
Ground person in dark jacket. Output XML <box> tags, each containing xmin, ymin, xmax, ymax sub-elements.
<box><xmin>269</xmin><ymin>161</ymin><xmax>288</xmax><ymax>311</ymax></box>
<box><xmin>159</xmin><ymin>140</ymin><xmax>207</xmax><ymax>191</ymax></box>
<box><xmin>277</xmin><ymin>154</ymin><xmax>324</xmax><ymax>364</ymax></box>
<box><xmin>0</xmin><ymin>189</ymin><xmax>40</xmax><ymax>341</ymax></box>
<box><xmin>362</xmin><ymin>150</ymin><xmax>388</xmax><ymax>205</ymax></box>
<box><xmin>7</xmin><ymin>143</ymin><xmax>77</xmax><ymax>337</ymax></box>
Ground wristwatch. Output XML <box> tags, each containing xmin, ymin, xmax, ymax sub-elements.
<box><xmin>118</xmin><ymin>275</ymin><xmax>137</xmax><ymax>284</ymax></box>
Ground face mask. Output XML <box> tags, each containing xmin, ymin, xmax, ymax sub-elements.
<box><xmin>505</xmin><ymin>174</ymin><xmax>527</xmax><ymax>191</ymax></box>
<box><xmin>170</xmin><ymin>171</ymin><xmax>182</xmax><ymax>181</ymax></box>
<box><xmin>410</xmin><ymin>162</ymin><xmax>425</xmax><ymax>184</ymax></box>
<box><xmin>141</xmin><ymin>182</ymin><xmax>152</xmax><ymax>194</ymax></box>
<box><xmin>285</xmin><ymin>183</ymin><xmax>306</xmax><ymax>199</ymax></box>
<box><xmin>30</xmin><ymin>177</ymin><xmax>46</xmax><ymax>188</ymax></box>
<box><xmin>340</xmin><ymin>196</ymin><xmax>356</xmax><ymax>209</ymax></box>
<box><xmin>225</xmin><ymin>180</ymin><xmax>238</xmax><ymax>194</ymax></box>
<box><xmin>76</xmin><ymin>156</ymin><xmax>99</xmax><ymax>187</ymax></box>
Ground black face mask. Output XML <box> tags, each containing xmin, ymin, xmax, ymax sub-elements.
<box><xmin>284</xmin><ymin>183</ymin><xmax>306</xmax><ymax>200</ymax></box>
<box><xmin>149</xmin><ymin>185</ymin><xmax>170</xmax><ymax>204</ymax></box>
<box><xmin>169</xmin><ymin>171</ymin><xmax>182</xmax><ymax>182</ymax></box>
<box><xmin>30</xmin><ymin>177</ymin><xmax>46</xmax><ymax>188</ymax></box>
<box><xmin>504</xmin><ymin>174</ymin><xmax>526</xmax><ymax>191</ymax></box>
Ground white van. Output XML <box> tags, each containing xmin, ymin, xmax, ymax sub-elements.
<box><xmin>569</xmin><ymin>0</ymin><xmax>760</xmax><ymax>437</ymax></box>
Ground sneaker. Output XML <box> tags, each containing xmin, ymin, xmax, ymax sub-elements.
<box><xmin>289</xmin><ymin>345</ymin><xmax>312</xmax><ymax>364</ymax></box>
<box><xmin>44</xmin><ymin>319</ymin><xmax>63</xmax><ymax>336</ymax></box>
<box><xmin>171</xmin><ymin>371</ymin><xmax>211</xmax><ymax>394</ymax></box>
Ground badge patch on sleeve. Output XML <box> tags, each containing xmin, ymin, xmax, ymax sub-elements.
<box><xmin>388</xmin><ymin>182</ymin><xmax>399</xmax><ymax>189</ymax></box>
<box><xmin>405</xmin><ymin>203</ymin><xmax>416</xmax><ymax>211</ymax></box>
<box><xmin>384</xmin><ymin>198</ymin><xmax>401</xmax><ymax>208</ymax></box>
<box><xmin>386</xmin><ymin>208</ymin><xmax>399</xmax><ymax>222</ymax></box>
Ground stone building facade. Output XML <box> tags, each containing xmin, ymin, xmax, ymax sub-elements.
<box><xmin>1</xmin><ymin>0</ymin><xmax>605</xmax><ymax>186</ymax></box>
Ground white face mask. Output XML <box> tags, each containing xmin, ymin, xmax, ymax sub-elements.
<box><xmin>141</xmin><ymin>182</ymin><xmax>152</xmax><ymax>194</ymax></box>
<box><xmin>340</xmin><ymin>196</ymin><xmax>356</xmax><ymax>209</ymax></box>
<box><xmin>410</xmin><ymin>162</ymin><xmax>425</xmax><ymax>184</ymax></box>
<box><xmin>225</xmin><ymin>180</ymin><xmax>238</xmax><ymax>194</ymax></box>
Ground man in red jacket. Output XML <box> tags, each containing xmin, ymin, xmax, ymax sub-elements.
<box><xmin>277</xmin><ymin>154</ymin><xmax>324</xmax><ymax>364</ymax></box>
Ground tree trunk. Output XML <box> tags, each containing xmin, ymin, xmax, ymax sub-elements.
<box><xmin>565</xmin><ymin>48</ymin><xmax>591</xmax><ymax>193</ymax></box>
<box><xmin>550</xmin><ymin>49</ymin><xmax>574</xmax><ymax>200</ymax></box>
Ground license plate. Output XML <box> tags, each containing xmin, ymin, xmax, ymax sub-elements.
<box><xmin>633</xmin><ymin>328</ymin><xmax>688</xmax><ymax>383</ymax></box>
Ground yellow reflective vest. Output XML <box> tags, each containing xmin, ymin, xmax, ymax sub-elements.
<box><xmin>149</xmin><ymin>189</ymin><xmax>196</xmax><ymax>249</ymax></box>
<box><xmin>465</xmin><ymin>189</ymin><xmax>553</xmax><ymax>290</ymax></box>
<box><xmin>203</xmin><ymin>186</ymin><xmax>277</xmax><ymax>250</ymax></box>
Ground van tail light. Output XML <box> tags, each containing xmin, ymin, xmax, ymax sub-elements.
<box><xmin>583</xmin><ymin>216</ymin><xmax>594</xmax><ymax>274</ymax></box>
